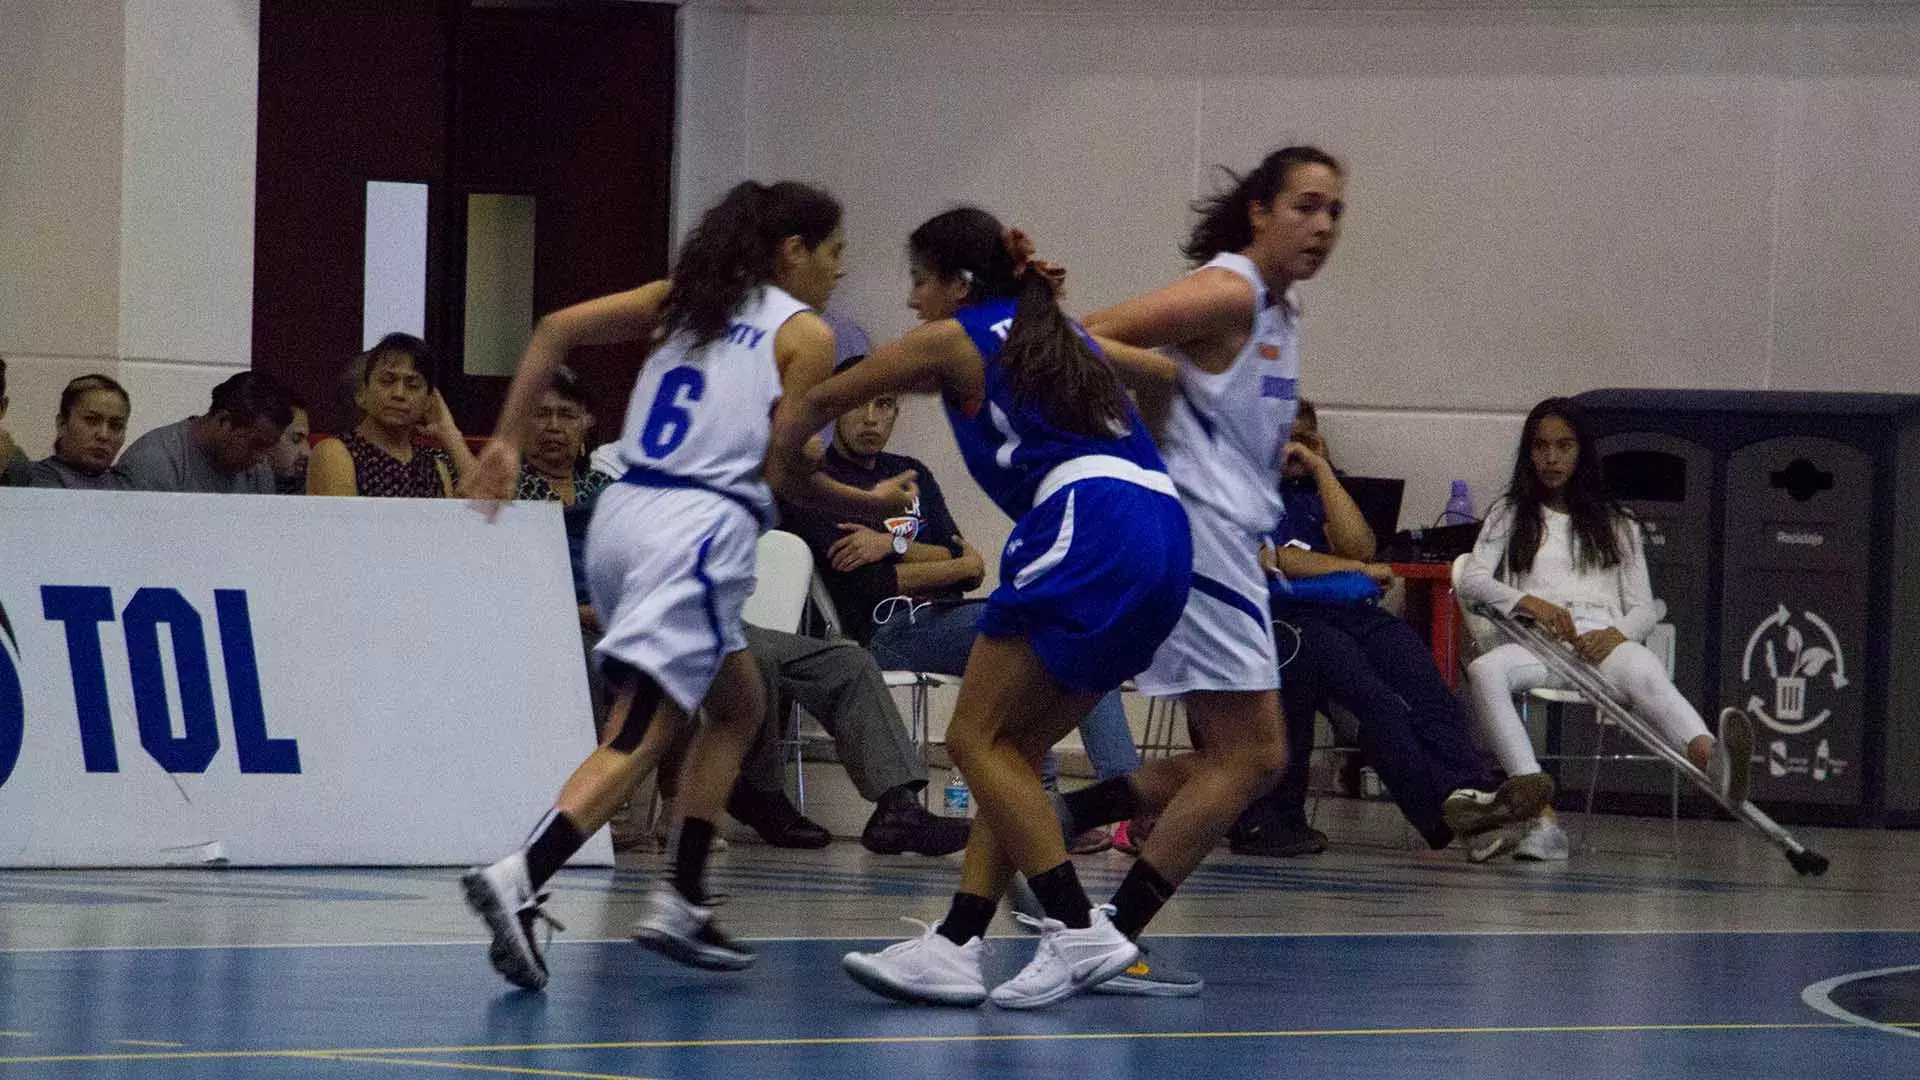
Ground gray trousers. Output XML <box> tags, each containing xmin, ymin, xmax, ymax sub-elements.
<box><xmin>738</xmin><ymin>624</ymin><xmax>925</xmax><ymax>801</ymax></box>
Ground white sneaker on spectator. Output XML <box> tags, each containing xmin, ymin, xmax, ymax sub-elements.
<box><xmin>1513</xmin><ymin>815</ymin><xmax>1571</xmax><ymax>862</ymax></box>
<box><xmin>461</xmin><ymin>853</ymin><xmax>564</xmax><ymax>991</ymax></box>
<box><xmin>989</xmin><ymin>905</ymin><xmax>1138</xmax><ymax>1010</ymax></box>
<box><xmin>1712</xmin><ymin>708</ymin><xmax>1755</xmax><ymax>807</ymax></box>
<box><xmin>842</xmin><ymin>919</ymin><xmax>987</xmax><ymax>1007</ymax></box>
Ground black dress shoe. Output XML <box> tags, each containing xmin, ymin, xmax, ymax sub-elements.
<box><xmin>861</xmin><ymin>789</ymin><xmax>971</xmax><ymax>856</ymax></box>
<box><xmin>1229</xmin><ymin>819</ymin><xmax>1329</xmax><ymax>858</ymax></box>
<box><xmin>726</xmin><ymin>786</ymin><xmax>831</xmax><ymax>849</ymax></box>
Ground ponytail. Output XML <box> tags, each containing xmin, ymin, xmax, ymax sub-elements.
<box><xmin>1001</xmin><ymin>266</ymin><xmax>1130</xmax><ymax>438</ymax></box>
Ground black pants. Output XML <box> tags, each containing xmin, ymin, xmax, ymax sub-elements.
<box><xmin>1244</xmin><ymin>602</ymin><xmax>1493</xmax><ymax>848</ymax></box>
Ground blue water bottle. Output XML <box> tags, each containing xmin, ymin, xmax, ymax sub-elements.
<box><xmin>1442</xmin><ymin>480</ymin><xmax>1476</xmax><ymax>526</ymax></box>
<box><xmin>943</xmin><ymin>773</ymin><xmax>971</xmax><ymax>817</ymax></box>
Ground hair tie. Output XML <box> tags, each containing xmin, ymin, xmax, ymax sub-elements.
<box><xmin>1003</xmin><ymin>228</ymin><xmax>1066</xmax><ymax>298</ymax></box>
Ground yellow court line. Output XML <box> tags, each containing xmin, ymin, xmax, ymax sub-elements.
<box><xmin>304</xmin><ymin>1052</ymin><xmax>657</xmax><ymax>1080</ymax></box>
<box><xmin>3</xmin><ymin>1020</ymin><xmax>1913</xmax><ymax>1066</ymax></box>
<box><xmin>114</xmin><ymin>1040</ymin><xmax>186</xmax><ymax>1048</ymax></box>
<box><xmin>0</xmin><ymin>1032</ymin><xmax>32</xmax><ymax>1038</ymax></box>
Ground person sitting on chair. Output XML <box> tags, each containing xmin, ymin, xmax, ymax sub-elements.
<box><xmin>1231</xmin><ymin>401</ymin><xmax>1524</xmax><ymax>857</ymax></box>
<box><xmin>1458</xmin><ymin>397</ymin><xmax>1753</xmax><ymax>862</ymax></box>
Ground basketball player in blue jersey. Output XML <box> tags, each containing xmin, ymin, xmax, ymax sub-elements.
<box><xmin>768</xmin><ymin>208</ymin><xmax>1192</xmax><ymax>1010</ymax></box>
<box><xmin>458</xmin><ymin>181</ymin><xmax>917</xmax><ymax>990</ymax></box>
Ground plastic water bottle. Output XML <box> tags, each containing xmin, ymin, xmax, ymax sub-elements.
<box><xmin>1441</xmin><ymin>480</ymin><xmax>1476</xmax><ymax>526</ymax></box>
<box><xmin>943</xmin><ymin>773</ymin><xmax>971</xmax><ymax>817</ymax></box>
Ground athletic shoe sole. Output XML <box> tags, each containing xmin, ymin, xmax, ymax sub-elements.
<box><xmin>1468</xmin><ymin>834</ymin><xmax>1517</xmax><ymax>864</ymax></box>
<box><xmin>633</xmin><ymin>924</ymin><xmax>755</xmax><ymax>972</ymax></box>
<box><xmin>461</xmin><ymin>870</ymin><xmax>546</xmax><ymax>991</ymax></box>
<box><xmin>841</xmin><ymin>953</ymin><xmax>987</xmax><ymax>1007</ymax></box>
<box><xmin>1092</xmin><ymin>970</ymin><xmax>1205</xmax><ymax>997</ymax></box>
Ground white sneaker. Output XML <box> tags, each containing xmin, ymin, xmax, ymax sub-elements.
<box><xmin>1513</xmin><ymin>816</ymin><xmax>1570</xmax><ymax>862</ymax></box>
<box><xmin>989</xmin><ymin>905</ymin><xmax>1139</xmax><ymax>1010</ymax></box>
<box><xmin>633</xmin><ymin>887</ymin><xmax>755</xmax><ymax>971</ymax></box>
<box><xmin>461</xmin><ymin>853</ymin><xmax>565</xmax><ymax>991</ymax></box>
<box><xmin>1713</xmin><ymin>708</ymin><xmax>1755</xmax><ymax>807</ymax></box>
<box><xmin>842</xmin><ymin>919</ymin><xmax>988</xmax><ymax>1007</ymax></box>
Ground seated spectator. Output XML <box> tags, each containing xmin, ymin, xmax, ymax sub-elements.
<box><xmin>119</xmin><ymin>370</ymin><xmax>292</xmax><ymax>494</ymax></box>
<box><xmin>1459</xmin><ymin>398</ymin><xmax>1753</xmax><ymax>862</ymax></box>
<box><xmin>555</xmin><ymin>442</ymin><xmax>969</xmax><ymax>856</ymax></box>
<box><xmin>777</xmin><ymin>376</ymin><xmax>1144</xmax><ymax>854</ymax></box>
<box><xmin>1228</xmin><ymin>401</ymin><xmax>1519</xmax><ymax>857</ymax></box>
<box><xmin>27</xmin><ymin>375</ymin><xmax>133</xmax><ymax>490</ymax></box>
<box><xmin>516</xmin><ymin>367</ymin><xmax>610</xmax><ymax>507</ymax></box>
<box><xmin>0</xmin><ymin>355</ymin><xmax>28</xmax><ymax>486</ymax></box>
<box><xmin>308</xmin><ymin>333</ymin><xmax>473</xmax><ymax>497</ymax></box>
<box><xmin>268</xmin><ymin>397</ymin><xmax>312</xmax><ymax>495</ymax></box>
<box><xmin>728</xmin><ymin>623</ymin><xmax>972</xmax><ymax>856</ymax></box>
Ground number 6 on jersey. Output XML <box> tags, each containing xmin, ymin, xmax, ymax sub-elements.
<box><xmin>639</xmin><ymin>366</ymin><xmax>706</xmax><ymax>458</ymax></box>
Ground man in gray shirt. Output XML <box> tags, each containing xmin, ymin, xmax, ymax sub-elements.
<box><xmin>0</xmin><ymin>355</ymin><xmax>31</xmax><ymax>487</ymax></box>
<box><xmin>119</xmin><ymin>371</ymin><xmax>294</xmax><ymax>494</ymax></box>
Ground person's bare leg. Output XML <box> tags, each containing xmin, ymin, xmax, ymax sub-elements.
<box><xmin>945</xmin><ymin>635</ymin><xmax>1099</xmax><ymax>886</ymax></box>
<box><xmin>553</xmin><ymin>680</ymin><xmax>684</xmax><ymax>831</ymax></box>
<box><xmin>663</xmin><ymin>649</ymin><xmax>765</xmax><ymax>902</ymax></box>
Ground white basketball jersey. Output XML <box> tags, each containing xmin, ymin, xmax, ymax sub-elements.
<box><xmin>612</xmin><ymin>284</ymin><xmax>810</xmax><ymax>523</ymax></box>
<box><xmin>1161</xmin><ymin>252</ymin><xmax>1302</xmax><ymax>534</ymax></box>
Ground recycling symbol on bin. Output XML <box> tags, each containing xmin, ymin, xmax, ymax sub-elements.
<box><xmin>1741</xmin><ymin>605</ymin><xmax>1848</xmax><ymax>736</ymax></box>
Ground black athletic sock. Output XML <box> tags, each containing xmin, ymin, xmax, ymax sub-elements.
<box><xmin>1109</xmin><ymin>858</ymin><xmax>1176</xmax><ymax>940</ymax></box>
<box><xmin>1026</xmin><ymin>860</ymin><xmax>1093</xmax><ymax>929</ymax></box>
<box><xmin>670</xmin><ymin>817</ymin><xmax>718</xmax><ymax>903</ymax></box>
<box><xmin>1060</xmin><ymin>776</ymin><xmax>1138</xmax><ymax>834</ymax></box>
<box><xmin>936</xmin><ymin>891</ymin><xmax>997</xmax><ymax>946</ymax></box>
<box><xmin>523</xmin><ymin>810</ymin><xmax>588</xmax><ymax>891</ymax></box>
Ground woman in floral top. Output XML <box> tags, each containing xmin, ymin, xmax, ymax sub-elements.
<box><xmin>308</xmin><ymin>333</ymin><xmax>475</xmax><ymax>497</ymax></box>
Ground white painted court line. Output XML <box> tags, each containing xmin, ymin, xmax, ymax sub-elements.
<box><xmin>1801</xmin><ymin>964</ymin><xmax>1920</xmax><ymax>1041</ymax></box>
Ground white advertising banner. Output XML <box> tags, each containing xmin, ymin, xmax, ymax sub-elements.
<box><xmin>0</xmin><ymin>489</ymin><xmax>612</xmax><ymax>867</ymax></box>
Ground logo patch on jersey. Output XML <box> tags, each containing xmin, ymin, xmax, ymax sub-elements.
<box><xmin>1257</xmin><ymin>343</ymin><xmax>1282</xmax><ymax>361</ymax></box>
<box><xmin>1260</xmin><ymin>376</ymin><xmax>1298</xmax><ymax>401</ymax></box>
<box><xmin>883</xmin><ymin>514</ymin><xmax>923</xmax><ymax>543</ymax></box>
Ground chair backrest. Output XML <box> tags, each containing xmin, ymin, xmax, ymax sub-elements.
<box><xmin>743</xmin><ymin>530</ymin><xmax>815</xmax><ymax>633</ymax></box>
<box><xmin>807</xmin><ymin>574</ymin><xmax>846</xmax><ymax>640</ymax></box>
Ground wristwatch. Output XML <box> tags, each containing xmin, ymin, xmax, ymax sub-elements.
<box><xmin>891</xmin><ymin>532</ymin><xmax>910</xmax><ymax>557</ymax></box>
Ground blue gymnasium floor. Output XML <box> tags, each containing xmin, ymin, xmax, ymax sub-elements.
<box><xmin>1</xmin><ymin>805</ymin><xmax>1917</xmax><ymax>1079</ymax></box>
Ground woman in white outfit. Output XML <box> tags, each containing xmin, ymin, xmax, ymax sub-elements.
<box><xmin>1458</xmin><ymin>397</ymin><xmax>1754</xmax><ymax>861</ymax></box>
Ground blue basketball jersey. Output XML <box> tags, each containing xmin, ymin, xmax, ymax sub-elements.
<box><xmin>944</xmin><ymin>298</ymin><xmax>1168</xmax><ymax>520</ymax></box>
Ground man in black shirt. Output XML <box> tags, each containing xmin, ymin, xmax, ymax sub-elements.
<box><xmin>780</xmin><ymin>390</ymin><xmax>985</xmax><ymax>646</ymax></box>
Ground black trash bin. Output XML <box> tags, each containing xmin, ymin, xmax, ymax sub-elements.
<box><xmin>1573</xmin><ymin>390</ymin><xmax>1920</xmax><ymax>827</ymax></box>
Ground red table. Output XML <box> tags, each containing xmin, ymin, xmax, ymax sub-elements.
<box><xmin>1392</xmin><ymin>561</ymin><xmax>1464</xmax><ymax>689</ymax></box>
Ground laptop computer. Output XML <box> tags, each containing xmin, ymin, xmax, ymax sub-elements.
<box><xmin>1340</xmin><ymin>476</ymin><xmax>1405</xmax><ymax>546</ymax></box>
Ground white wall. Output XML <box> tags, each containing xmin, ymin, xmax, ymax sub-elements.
<box><xmin>674</xmin><ymin>3</ymin><xmax>750</xmax><ymax>246</ymax></box>
<box><xmin>723</xmin><ymin>2</ymin><xmax>1920</xmax><ymax>559</ymax></box>
<box><xmin>0</xmin><ymin>0</ymin><xmax>254</xmax><ymax>461</ymax></box>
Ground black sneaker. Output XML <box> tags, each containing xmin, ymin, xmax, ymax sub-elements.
<box><xmin>727</xmin><ymin>786</ymin><xmax>831</xmax><ymax>849</ymax></box>
<box><xmin>861</xmin><ymin>790</ymin><xmax>971</xmax><ymax>856</ymax></box>
<box><xmin>1229</xmin><ymin>819</ymin><xmax>1328</xmax><ymax>858</ymax></box>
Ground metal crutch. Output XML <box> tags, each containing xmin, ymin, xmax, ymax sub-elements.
<box><xmin>1472</xmin><ymin>602</ymin><xmax>1830</xmax><ymax>876</ymax></box>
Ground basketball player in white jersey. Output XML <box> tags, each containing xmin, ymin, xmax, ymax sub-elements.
<box><xmin>458</xmin><ymin>181</ymin><xmax>915</xmax><ymax>990</ymax></box>
<box><xmin>1057</xmin><ymin>147</ymin><xmax>1347</xmax><ymax>943</ymax></box>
